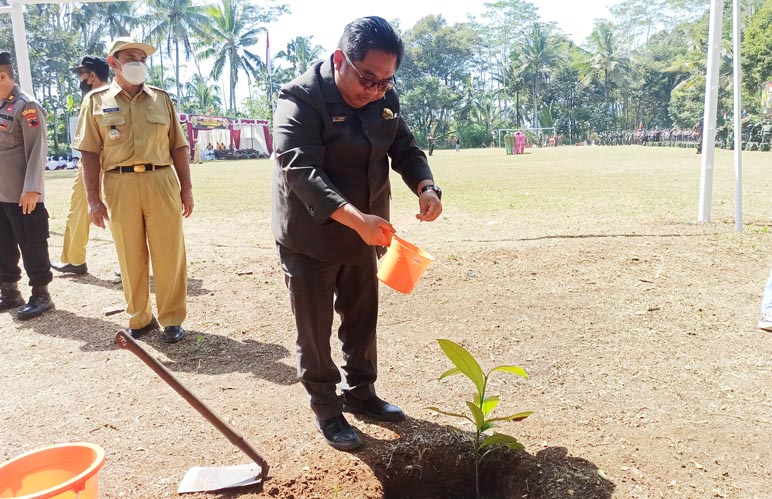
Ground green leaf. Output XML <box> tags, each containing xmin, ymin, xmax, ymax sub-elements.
<box><xmin>481</xmin><ymin>395</ymin><xmax>500</xmax><ymax>417</ymax></box>
<box><xmin>466</xmin><ymin>401</ymin><xmax>485</xmax><ymax>429</ymax></box>
<box><xmin>439</xmin><ymin>367</ymin><xmax>462</xmax><ymax>380</ymax></box>
<box><xmin>480</xmin><ymin>421</ymin><xmax>495</xmax><ymax>432</ymax></box>
<box><xmin>487</xmin><ymin>411</ymin><xmax>533</xmax><ymax>423</ymax></box>
<box><xmin>491</xmin><ymin>365</ymin><xmax>529</xmax><ymax>380</ymax></box>
<box><xmin>438</xmin><ymin>339</ymin><xmax>486</xmax><ymax>395</ymax></box>
<box><xmin>426</xmin><ymin>406</ymin><xmax>473</xmax><ymax>422</ymax></box>
<box><xmin>480</xmin><ymin>432</ymin><xmax>524</xmax><ymax>450</ymax></box>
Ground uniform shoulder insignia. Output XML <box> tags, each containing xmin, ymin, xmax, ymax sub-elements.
<box><xmin>146</xmin><ymin>84</ymin><xmax>168</xmax><ymax>94</ymax></box>
<box><xmin>16</xmin><ymin>91</ymin><xmax>33</xmax><ymax>105</ymax></box>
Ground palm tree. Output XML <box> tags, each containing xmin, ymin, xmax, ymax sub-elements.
<box><xmin>71</xmin><ymin>2</ymin><xmax>135</xmax><ymax>55</ymax></box>
<box><xmin>493</xmin><ymin>49</ymin><xmax>528</xmax><ymax>126</ymax></box>
<box><xmin>520</xmin><ymin>22</ymin><xmax>561</xmax><ymax>132</ymax></box>
<box><xmin>275</xmin><ymin>35</ymin><xmax>325</xmax><ymax>77</ymax></box>
<box><xmin>198</xmin><ymin>0</ymin><xmax>264</xmax><ymax>114</ymax></box>
<box><xmin>145</xmin><ymin>0</ymin><xmax>209</xmax><ymax>104</ymax></box>
<box><xmin>184</xmin><ymin>74</ymin><xmax>223</xmax><ymax>115</ymax></box>
<box><xmin>582</xmin><ymin>23</ymin><xmax>632</xmax><ymax>101</ymax></box>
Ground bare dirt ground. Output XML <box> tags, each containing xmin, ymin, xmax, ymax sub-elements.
<box><xmin>2</xmin><ymin>148</ymin><xmax>772</xmax><ymax>499</ymax></box>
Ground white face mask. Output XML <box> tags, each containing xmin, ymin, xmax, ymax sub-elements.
<box><xmin>119</xmin><ymin>61</ymin><xmax>147</xmax><ymax>85</ymax></box>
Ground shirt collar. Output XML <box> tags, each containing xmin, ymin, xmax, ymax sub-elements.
<box><xmin>2</xmin><ymin>84</ymin><xmax>20</xmax><ymax>104</ymax></box>
<box><xmin>319</xmin><ymin>55</ymin><xmax>342</xmax><ymax>105</ymax></box>
<box><xmin>109</xmin><ymin>79</ymin><xmax>156</xmax><ymax>99</ymax></box>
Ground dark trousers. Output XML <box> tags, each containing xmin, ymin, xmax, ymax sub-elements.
<box><xmin>278</xmin><ymin>244</ymin><xmax>379</xmax><ymax>420</ymax></box>
<box><xmin>0</xmin><ymin>202</ymin><xmax>53</xmax><ymax>287</ymax></box>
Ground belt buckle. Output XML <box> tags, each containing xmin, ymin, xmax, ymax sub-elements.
<box><xmin>133</xmin><ymin>165</ymin><xmax>146</xmax><ymax>173</ymax></box>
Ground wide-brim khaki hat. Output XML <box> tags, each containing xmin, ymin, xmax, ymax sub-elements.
<box><xmin>108</xmin><ymin>37</ymin><xmax>156</xmax><ymax>57</ymax></box>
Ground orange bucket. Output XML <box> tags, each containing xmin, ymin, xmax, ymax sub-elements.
<box><xmin>0</xmin><ymin>443</ymin><xmax>105</xmax><ymax>499</ymax></box>
<box><xmin>377</xmin><ymin>235</ymin><xmax>433</xmax><ymax>294</ymax></box>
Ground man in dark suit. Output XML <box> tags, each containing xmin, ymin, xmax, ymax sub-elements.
<box><xmin>272</xmin><ymin>16</ymin><xmax>443</xmax><ymax>450</ymax></box>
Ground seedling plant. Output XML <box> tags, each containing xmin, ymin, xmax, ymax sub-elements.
<box><xmin>427</xmin><ymin>339</ymin><xmax>532</xmax><ymax>499</ymax></box>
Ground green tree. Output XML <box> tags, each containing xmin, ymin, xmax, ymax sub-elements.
<box><xmin>183</xmin><ymin>74</ymin><xmax>223</xmax><ymax>115</ymax></box>
<box><xmin>742</xmin><ymin>0</ymin><xmax>772</xmax><ymax>96</ymax></box>
<box><xmin>520</xmin><ymin>22</ymin><xmax>561</xmax><ymax>130</ymax></box>
<box><xmin>198</xmin><ymin>0</ymin><xmax>287</xmax><ymax>114</ymax></box>
<box><xmin>275</xmin><ymin>35</ymin><xmax>324</xmax><ymax>77</ymax></box>
<box><xmin>71</xmin><ymin>2</ymin><xmax>135</xmax><ymax>54</ymax></box>
<box><xmin>145</xmin><ymin>0</ymin><xmax>209</xmax><ymax>105</ymax></box>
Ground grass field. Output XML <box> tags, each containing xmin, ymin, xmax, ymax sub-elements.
<box><xmin>44</xmin><ymin>144</ymin><xmax>772</xmax><ymax>228</ymax></box>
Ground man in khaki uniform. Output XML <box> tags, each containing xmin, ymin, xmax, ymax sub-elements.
<box><xmin>52</xmin><ymin>56</ymin><xmax>110</xmax><ymax>275</ymax></box>
<box><xmin>73</xmin><ymin>37</ymin><xmax>193</xmax><ymax>343</ymax></box>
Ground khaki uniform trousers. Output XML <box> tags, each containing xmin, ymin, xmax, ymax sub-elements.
<box><xmin>59</xmin><ymin>166</ymin><xmax>90</xmax><ymax>265</ymax></box>
<box><xmin>103</xmin><ymin>166</ymin><xmax>187</xmax><ymax>329</ymax></box>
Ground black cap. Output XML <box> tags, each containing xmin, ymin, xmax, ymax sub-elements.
<box><xmin>70</xmin><ymin>56</ymin><xmax>109</xmax><ymax>81</ymax></box>
<box><xmin>0</xmin><ymin>51</ymin><xmax>11</xmax><ymax>65</ymax></box>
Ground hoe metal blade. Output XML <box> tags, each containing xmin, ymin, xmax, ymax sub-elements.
<box><xmin>177</xmin><ymin>463</ymin><xmax>263</xmax><ymax>493</ymax></box>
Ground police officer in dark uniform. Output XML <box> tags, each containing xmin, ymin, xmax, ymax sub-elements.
<box><xmin>0</xmin><ymin>51</ymin><xmax>55</xmax><ymax>319</ymax></box>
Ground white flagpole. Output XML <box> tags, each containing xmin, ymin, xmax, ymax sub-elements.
<box><xmin>698</xmin><ymin>0</ymin><xmax>725</xmax><ymax>223</ymax></box>
<box><xmin>733</xmin><ymin>0</ymin><xmax>743</xmax><ymax>232</ymax></box>
<box><xmin>5</xmin><ymin>0</ymin><xmax>34</xmax><ymax>93</ymax></box>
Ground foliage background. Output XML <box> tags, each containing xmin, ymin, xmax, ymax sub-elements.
<box><xmin>2</xmin><ymin>0</ymin><xmax>772</xmax><ymax>154</ymax></box>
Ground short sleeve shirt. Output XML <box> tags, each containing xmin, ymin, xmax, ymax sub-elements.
<box><xmin>0</xmin><ymin>85</ymin><xmax>48</xmax><ymax>202</ymax></box>
<box><xmin>72</xmin><ymin>81</ymin><xmax>188</xmax><ymax>170</ymax></box>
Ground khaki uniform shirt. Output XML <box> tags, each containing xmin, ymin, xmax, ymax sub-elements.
<box><xmin>0</xmin><ymin>84</ymin><xmax>48</xmax><ymax>203</ymax></box>
<box><xmin>72</xmin><ymin>81</ymin><xmax>188</xmax><ymax>170</ymax></box>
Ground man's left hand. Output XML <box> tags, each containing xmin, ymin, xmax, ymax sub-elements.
<box><xmin>181</xmin><ymin>188</ymin><xmax>194</xmax><ymax>218</ymax></box>
<box><xmin>19</xmin><ymin>192</ymin><xmax>39</xmax><ymax>214</ymax></box>
<box><xmin>416</xmin><ymin>191</ymin><xmax>442</xmax><ymax>222</ymax></box>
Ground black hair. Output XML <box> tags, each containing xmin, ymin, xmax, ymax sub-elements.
<box><xmin>337</xmin><ymin>16</ymin><xmax>404</xmax><ymax>69</ymax></box>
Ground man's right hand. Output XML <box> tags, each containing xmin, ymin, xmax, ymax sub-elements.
<box><xmin>331</xmin><ymin>203</ymin><xmax>394</xmax><ymax>246</ymax></box>
<box><xmin>88</xmin><ymin>200</ymin><xmax>109</xmax><ymax>228</ymax></box>
<box><xmin>356</xmin><ymin>214</ymin><xmax>395</xmax><ymax>246</ymax></box>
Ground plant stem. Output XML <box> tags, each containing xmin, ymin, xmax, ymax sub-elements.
<box><xmin>475</xmin><ymin>432</ymin><xmax>481</xmax><ymax>499</ymax></box>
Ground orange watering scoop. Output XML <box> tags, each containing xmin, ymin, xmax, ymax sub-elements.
<box><xmin>377</xmin><ymin>235</ymin><xmax>433</xmax><ymax>294</ymax></box>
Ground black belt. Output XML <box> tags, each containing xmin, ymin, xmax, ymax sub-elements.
<box><xmin>110</xmin><ymin>164</ymin><xmax>170</xmax><ymax>173</ymax></box>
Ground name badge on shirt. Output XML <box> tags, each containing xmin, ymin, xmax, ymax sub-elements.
<box><xmin>332</xmin><ymin>115</ymin><xmax>347</xmax><ymax>123</ymax></box>
<box><xmin>103</xmin><ymin>107</ymin><xmax>120</xmax><ymax>113</ymax></box>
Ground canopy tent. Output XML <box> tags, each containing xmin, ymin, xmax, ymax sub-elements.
<box><xmin>179</xmin><ymin>114</ymin><xmax>272</xmax><ymax>160</ymax></box>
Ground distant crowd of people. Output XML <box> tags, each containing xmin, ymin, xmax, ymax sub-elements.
<box><xmin>590</xmin><ymin>128</ymin><xmax>701</xmax><ymax>146</ymax></box>
<box><xmin>45</xmin><ymin>155</ymin><xmax>78</xmax><ymax>171</ymax></box>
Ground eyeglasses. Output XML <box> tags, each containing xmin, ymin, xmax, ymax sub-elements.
<box><xmin>342</xmin><ymin>51</ymin><xmax>395</xmax><ymax>92</ymax></box>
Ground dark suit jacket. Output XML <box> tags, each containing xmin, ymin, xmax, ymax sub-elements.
<box><xmin>272</xmin><ymin>56</ymin><xmax>433</xmax><ymax>264</ymax></box>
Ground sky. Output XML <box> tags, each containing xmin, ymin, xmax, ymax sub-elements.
<box><xmin>262</xmin><ymin>0</ymin><xmax>618</xmax><ymax>59</ymax></box>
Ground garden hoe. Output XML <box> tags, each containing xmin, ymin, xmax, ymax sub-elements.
<box><xmin>115</xmin><ymin>330</ymin><xmax>269</xmax><ymax>493</ymax></box>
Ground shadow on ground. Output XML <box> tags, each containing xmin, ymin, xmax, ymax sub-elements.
<box><xmin>16</xmin><ymin>309</ymin><xmax>296</xmax><ymax>385</ymax></box>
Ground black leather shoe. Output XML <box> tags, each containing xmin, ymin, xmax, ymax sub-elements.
<box><xmin>129</xmin><ymin>317</ymin><xmax>159</xmax><ymax>338</ymax></box>
<box><xmin>162</xmin><ymin>325</ymin><xmax>185</xmax><ymax>343</ymax></box>
<box><xmin>314</xmin><ymin>415</ymin><xmax>363</xmax><ymax>450</ymax></box>
<box><xmin>343</xmin><ymin>395</ymin><xmax>405</xmax><ymax>422</ymax></box>
<box><xmin>51</xmin><ymin>262</ymin><xmax>88</xmax><ymax>275</ymax></box>
<box><xmin>0</xmin><ymin>282</ymin><xmax>25</xmax><ymax>311</ymax></box>
<box><xmin>17</xmin><ymin>286</ymin><xmax>54</xmax><ymax>320</ymax></box>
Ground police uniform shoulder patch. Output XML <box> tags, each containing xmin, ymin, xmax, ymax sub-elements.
<box><xmin>22</xmin><ymin>107</ymin><xmax>40</xmax><ymax>128</ymax></box>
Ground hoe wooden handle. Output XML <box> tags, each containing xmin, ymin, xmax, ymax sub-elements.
<box><xmin>115</xmin><ymin>330</ymin><xmax>269</xmax><ymax>479</ymax></box>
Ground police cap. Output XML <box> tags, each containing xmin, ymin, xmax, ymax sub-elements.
<box><xmin>70</xmin><ymin>56</ymin><xmax>109</xmax><ymax>81</ymax></box>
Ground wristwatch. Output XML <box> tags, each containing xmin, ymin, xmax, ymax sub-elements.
<box><xmin>419</xmin><ymin>184</ymin><xmax>442</xmax><ymax>200</ymax></box>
